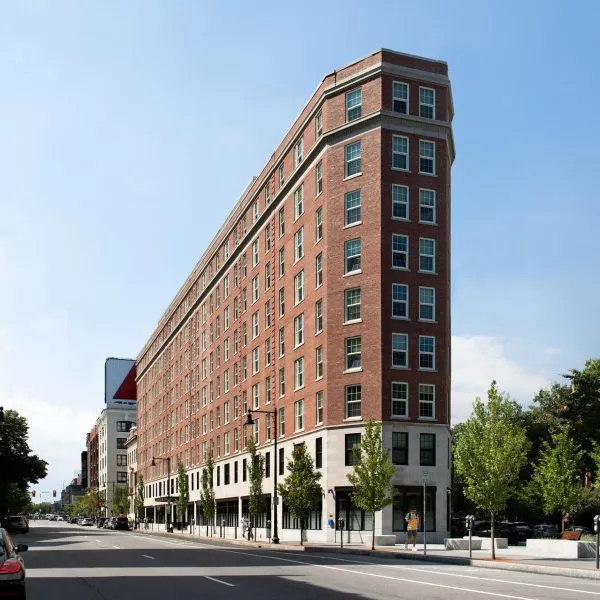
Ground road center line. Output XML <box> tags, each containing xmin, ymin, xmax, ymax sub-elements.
<box><xmin>204</xmin><ymin>575</ymin><xmax>235</xmax><ymax>587</ymax></box>
<box><xmin>142</xmin><ymin>554</ymin><xmax>155</xmax><ymax>560</ymax></box>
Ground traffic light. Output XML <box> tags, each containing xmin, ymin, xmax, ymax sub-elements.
<box><xmin>53</xmin><ymin>490</ymin><xmax>56</xmax><ymax>497</ymax></box>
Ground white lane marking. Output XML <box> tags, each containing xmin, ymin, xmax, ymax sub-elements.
<box><xmin>142</xmin><ymin>555</ymin><xmax>155</xmax><ymax>560</ymax></box>
<box><xmin>204</xmin><ymin>575</ymin><xmax>235</xmax><ymax>587</ymax></box>
<box><xmin>279</xmin><ymin>551</ymin><xmax>600</xmax><ymax>596</ymax></box>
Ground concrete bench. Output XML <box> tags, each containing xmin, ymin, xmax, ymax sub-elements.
<box><xmin>374</xmin><ymin>535</ymin><xmax>397</xmax><ymax>546</ymax></box>
<box><xmin>467</xmin><ymin>536</ymin><xmax>508</xmax><ymax>549</ymax></box>
<box><xmin>444</xmin><ymin>538</ymin><xmax>482</xmax><ymax>550</ymax></box>
<box><xmin>526</xmin><ymin>539</ymin><xmax>595</xmax><ymax>558</ymax></box>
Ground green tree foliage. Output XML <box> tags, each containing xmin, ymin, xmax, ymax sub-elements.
<box><xmin>177</xmin><ymin>458</ymin><xmax>189</xmax><ymax>526</ymax></box>
<box><xmin>534</xmin><ymin>432</ymin><xmax>586</xmax><ymax>531</ymax></box>
<box><xmin>112</xmin><ymin>486</ymin><xmax>128</xmax><ymax>515</ymax></box>
<box><xmin>246</xmin><ymin>437</ymin><xmax>265</xmax><ymax>537</ymax></box>
<box><xmin>346</xmin><ymin>420</ymin><xmax>396</xmax><ymax>550</ymax></box>
<box><xmin>72</xmin><ymin>495</ymin><xmax>88</xmax><ymax>516</ymax></box>
<box><xmin>277</xmin><ymin>442</ymin><xmax>322</xmax><ymax>545</ymax></box>
<box><xmin>0</xmin><ymin>409</ymin><xmax>48</xmax><ymax>525</ymax></box>
<box><xmin>85</xmin><ymin>488</ymin><xmax>106</xmax><ymax>518</ymax></box>
<box><xmin>199</xmin><ymin>449</ymin><xmax>215</xmax><ymax>534</ymax></box>
<box><xmin>454</xmin><ymin>381</ymin><xmax>529</xmax><ymax>559</ymax></box>
<box><xmin>135</xmin><ymin>476</ymin><xmax>145</xmax><ymax>519</ymax></box>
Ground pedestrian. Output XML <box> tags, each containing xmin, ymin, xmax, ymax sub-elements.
<box><xmin>241</xmin><ymin>515</ymin><xmax>248</xmax><ymax>539</ymax></box>
<box><xmin>405</xmin><ymin>506</ymin><xmax>419</xmax><ymax>550</ymax></box>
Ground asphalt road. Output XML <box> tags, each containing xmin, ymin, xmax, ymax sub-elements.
<box><xmin>11</xmin><ymin>521</ymin><xmax>600</xmax><ymax>600</ymax></box>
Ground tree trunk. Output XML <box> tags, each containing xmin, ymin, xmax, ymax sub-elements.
<box><xmin>491</xmin><ymin>510</ymin><xmax>496</xmax><ymax>560</ymax></box>
<box><xmin>561</xmin><ymin>513</ymin><xmax>565</xmax><ymax>533</ymax></box>
<box><xmin>300</xmin><ymin>525</ymin><xmax>304</xmax><ymax>546</ymax></box>
<box><xmin>372</xmin><ymin>512</ymin><xmax>375</xmax><ymax>550</ymax></box>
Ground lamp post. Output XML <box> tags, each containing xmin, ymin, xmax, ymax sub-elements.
<box><xmin>151</xmin><ymin>455</ymin><xmax>172</xmax><ymax>532</ymax></box>
<box><xmin>245</xmin><ymin>409</ymin><xmax>279</xmax><ymax>544</ymax></box>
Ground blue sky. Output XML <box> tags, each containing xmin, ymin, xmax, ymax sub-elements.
<box><xmin>1</xmin><ymin>0</ymin><xmax>599</xmax><ymax>497</ymax></box>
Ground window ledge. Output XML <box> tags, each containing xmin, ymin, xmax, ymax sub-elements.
<box><xmin>315</xmin><ymin>330</ymin><xmax>323</xmax><ymax>336</ymax></box>
<box><xmin>392</xmin><ymin>365</ymin><xmax>410</xmax><ymax>370</ymax></box>
<box><xmin>391</xmin><ymin>267</ymin><xmax>409</xmax><ymax>272</ymax></box>
<box><xmin>418</xmin><ymin>270</ymin><xmax>437</xmax><ymax>275</ymax></box>
<box><xmin>392</xmin><ymin>316</ymin><xmax>409</xmax><ymax>321</ymax></box>
<box><xmin>418</xmin><ymin>319</ymin><xmax>437</xmax><ymax>324</ymax></box>
<box><xmin>418</xmin><ymin>368</ymin><xmax>438</xmax><ymax>373</ymax></box>
<box><xmin>344</xmin><ymin>416</ymin><xmax>362</xmax><ymax>422</ymax></box>
<box><xmin>418</xmin><ymin>172</ymin><xmax>437</xmax><ymax>177</ymax></box>
<box><xmin>391</xmin><ymin>416</ymin><xmax>410</xmax><ymax>420</ymax></box>
<box><xmin>343</xmin><ymin>368</ymin><xmax>363</xmax><ymax>374</ymax></box>
<box><xmin>343</xmin><ymin>172</ymin><xmax>363</xmax><ymax>182</ymax></box>
<box><xmin>343</xmin><ymin>270</ymin><xmax>362</xmax><ymax>278</ymax></box>
<box><xmin>418</xmin><ymin>221</ymin><xmax>438</xmax><ymax>226</ymax></box>
<box><xmin>391</xmin><ymin>167</ymin><xmax>410</xmax><ymax>173</ymax></box>
<box><xmin>418</xmin><ymin>417</ymin><xmax>437</xmax><ymax>422</ymax></box>
<box><xmin>343</xmin><ymin>221</ymin><xmax>362</xmax><ymax>230</ymax></box>
<box><xmin>392</xmin><ymin>217</ymin><xmax>410</xmax><ymax>222</ymax></box>
<box><xmin>343</xmin><ymin>319</ymin><xmax>363</xmax><ymax>326</ymax></box>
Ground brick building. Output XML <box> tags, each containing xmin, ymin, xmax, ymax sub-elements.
<box><xmin>136</xmin><ymin>49</ymin><xmax>455</xmax><ymax>543</ymax></box>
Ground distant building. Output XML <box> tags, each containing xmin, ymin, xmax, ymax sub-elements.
<box><xmin>126</xmin><ymin>425</ymin><xmax>138</xmax><ymax>521</ymax></box>
<box><xmin>86</xmin><ymin>427</ymin><xmax>99</xmax><ymax>490</ymax></box>
<box><xmin>61</xmin><ymin>479</ymin><xmax>84</xmax><ymax>507</ymax></box>
<box><xmin>80</xmin><ymin>451</ymin><xmax>88</xmax><ymax>490</ymax></box>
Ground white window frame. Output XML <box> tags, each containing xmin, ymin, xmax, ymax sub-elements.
<box><xmin>419</xmin><ymin>384</ymin><xmax>435</xmax><ymax>419</ymax></box>
<box><xmin>391</xmin><ymin>382</ymin><xmax>408</xmax><ymax>417</ymax></box>
<box><xmin>279</xmin><ymin>207</ymin><xmax>285</xmax><ymax>237</ymax></box>
<box><xmin>294</xmin><ymin>270</ymin><xmax>304</xmax><ymax>304</ymax></box>
<box><xmin>392</xmin><ymin>234</ymin><xmax>408</xmax><ymax>270</ymax></box>
<box><xmin>344</xmin><ymin>189</ymin><xmax>361</xmax><ymax>226</ymax></box>
<box><xmin>279</xmin><ymin>163</ymin><xmax>285</xmax><ymax>188</ymax></box>
<box><xmin>252</xmin><ymin>274</ymin><xmax>260</xmax><ymax>302</ymax></box>
<box><xmin>252</xmin><ymin>200</ymin><xmax>259</xmax><ymax>223</ymax></box>
<box><xmin>392</xmin><ymin>184</ymin><xmax>408</xmax><ymax>221</ymax></box>
<box><xmin>419</xmin><ymin>238</ymin><xmax>435</xmax><ymax>273</ymax></box>
<box><xmin>419</xmin><ymin>335</ymin><xmax>435</xmax><ymax>371</ymax></box>
<box><xmin>392</xmin><ymin>135</ymin><xmax>409</xmax><ymax>171</ymax></box>
<box><xmin>315</xmin><ymin>111</ymin><xmax>323</xmax><ymax>138</ymax></box>
<box><xmin>315</xmin><ymin>346</ymin><xmax>323</xmax><ymax>379</ymax></box>
<box><xmin>344</xmin><ymin>287</ymin><xmax>361</xmax><ymax>322</ymax></box>
<box><xmin>294</xmin><ymin>185</ymin><xmax>304</xmax><ymax>220</ymax></box>
<box><xmin>278</xmin><ymin>327</ymin><xmax>285</xmax><ymax>357</ymax></box>
<box><xmin>344</xmin><ymin>141</ymin><xmax>361</xmax><ymax>178</ymax></box>
<box><xmin>392</xmin><ymin>81</ymin><xmax>409</xmax><ymax>114</ymax></box>
<box><xmin>345</xmin><ymin>384</ymin><xmax>362</xmax><ymax>419</ymax></box>
<box><xmin>315</xmin><ymin>299</ymin><xmax>323</xmax><ymax>333</ymax></box>
<box><xmin>392</xmin><ymin>283</ymin><xmax>408</xmax><ymax>319</ymax></box>
<box><xmin>294</xmin><ymin>227</ymin><xmax>304</xmax><ymax>262</ymax></box>
<box><xmin>294</xmin><ymin>137</ymin><xmax>304</xmax><ymax>168</ymax></box>
<box><xmin>346</xmin><ymin>89</ymin><xmax>362</xmax><ymax>122</ymax></box>
<box><xmin>252</xmin><ymin>383</ymin><xmax>260</xmax><ymax>409</ymax></box>
<box><xmin>315</xmin><ymin>207</ymin><xmax>323</xmax><ymax>242</ymax></box>
<box><xmin>344</xmin><ymin>238</ymin><xmax>361</xmax><ymax>274</ymax></box>
<box><xmin>419</xmin><ymin>86</ymin><xmax>436</xmax><ymax>120</ymax></box>
<box><xmin>252</xmin><ymin>239</ymin><xmax>259</xmax><ymax>266</ymax></box>
<box><xmin>294</xmin><ymin>314</ymin><xmax>304</xmax><ymax>347</ymax></box>
<box><xmin>419</xmin><ymin>140</ymin><xmax>436</xmax><ymax>175</ymax></box>
<box><xmin>316</xmin><ymin>162</ymin><xmax>323</xmax><ymax>195</ymax></box>
<box><xmin>252</xmin><ymin>347</ymin><xmax>260</xmax><ymax>374</ymax></box>
<box><xmin>252</xmin><ymin>311</ymin><xmax>259</xmax><ymax>339</ymax></box>
<box><xmin>316</xmin><ymin>391</ymin><xmax>323</xmax><ymax>425</ymax></box>
<box><xmin>294</xmin><ymin>399</ymin><xmax>304</xmax><ymax>431</ymax></box>
<box><xmin>392</xmin><ymin>333</ymin><xmax>408</xmax><ymax>368</ymax></box>
<box><xmin>419</xmin><ymin>287</ymin><xmax>435</xmax><ymax>321</ymax></box>
<box><xmin>294</xmin><ymin>357</ymin><xmax>304</xmax><ymax>390</ymax></box>
<box><xmin>419</xmin><ymin>189</ymin><xmax>436</xmax><ymax>224</ymax></box>
<box><xmin>345</xmin><ymin>336</ymin><xmax>362</xmax><ymax>371</ymax></box>
<box><xmin>315</xmin><ymin>253</ymin><xmax>323</xmax><ymax>287</ymax></box>
<box><xmin>279</xmin><ymin>247</ymin><xmax>285</xmax><ymax>278</ymax></box>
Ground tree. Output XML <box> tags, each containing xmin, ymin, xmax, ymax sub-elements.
<box><xmin>199</xmin><ymin>449</ymin><xmax>215</xmax><ymax>535</ymax></box>
<box><xmin>346</xmin><ymin>420</ymin><xmax>396</xmax><ymax>549</ymax></box>
<box><xmin>112</xmin><ymin>486</ymin><xmax>128</xmax><ymax>515</ymax></box>
<box><xmin>278</xmin><ymin>442</ymin><xmax>322</xmax><ymax>545</ymax></box>
<box><xmin>454</xmin><ymin>381</ymin><xmax>529</xmax><ymax>559</ymax></box>
<box><xmin>72</xmin><ymin>495</ymin><xmax>88</xmax><ymax>517</ymax></box>
<box><xmin>246</xmin><ymin>437</ymin><xmax>265</xmax><ymax>538</ymax></box>
<box><xmin>0</xmin><ymin>409</ymin><xmax>48</xmax><ymax>526</ymax></box>
<box><xmin>177</xmin><ymin>458</ymin><xmax>189</xmax><ymax>527</ymax></box>
<box><xmin>534</xmin><ymin>432</ymin><xmax>586</xmax><ymax>531</ymax></box>
<box><xmin>135</xmin><ymin>476</ymin><xmax>145</xmax><ymax>521</ymax></box>
<box><xmin>85</xmin><ymin>488</ymin><xmax>105</xmax><ymax>518</ymax></box>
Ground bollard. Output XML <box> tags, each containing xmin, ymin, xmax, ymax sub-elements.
<box><xmin>338</xmin><ymin>518</ymin><xmax>345</xmax><ymax>550</ymax></box>
<box><xmin>594</xmin><ymin>515</ymin><xmax>600</xmax><ymax>570</ymax></box>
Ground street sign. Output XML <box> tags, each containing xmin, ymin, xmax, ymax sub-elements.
<box><xmin>421</xmin><ymin>470</ymin><xmax>430</xmax><ymax>483</ymax></box>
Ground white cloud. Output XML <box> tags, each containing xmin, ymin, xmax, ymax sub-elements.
<box><xmin>451</xmin><ymin>335</ymin><xmax>551</xmax><ymax>424</ymax></box>
<box><xmin>542</xmin><ymin>346</ymin><xmax>562</xmax><ymax>356</ymax></box>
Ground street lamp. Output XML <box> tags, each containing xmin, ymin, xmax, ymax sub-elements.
<box><xmin>151</xmin><ymin>455</ymin><xmax>172</xmax><ymax>533</ymax></box>
<box><xmin>245</xmin><ymin>409</ymin><xmax>279</xmax><ymax>544</ymax></box>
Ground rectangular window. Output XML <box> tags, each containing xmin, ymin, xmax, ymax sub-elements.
<box><xmin>252</xmin><ymin>200</ymin><xmax>259</xmax><ymax>223</ymax></box>
<box><xmin>294</xmin><ymin>314</ymin><xmax>304</xmax><ymax>347</ymax></box>
<box><xmin>117</xmin><ymin>471</ymin><xmax>127</xmax><ymax>483</ymax></box>
<box><xmin>278</xmin><ymin>247</ymin><xmax>285</xmax><ymax>277</ymax></box>
<box><xmin>316</xmin><ymin>391</ymin><xmax>323</xmax><ymax>425</ymax></box>
<box><xmin>279</xmin><ymin>287</ymin><xmax>285</xmax><ymax>316</ymax></box>
<box><xmin>346</xmin><ymin>89</ymin><xmax>362</xmax><ymax>122</ymax></box>
<box><xmin>419</xmin><ymin>287</ymin><xmax>435</xmax><ymax>321</ymax></box>
<box><xmin>252</xmin><ymin>347</ymin><xmax>259</xmax><ymax>374</ymax></box>
<box><xmin>345</xmin><ymin>141</ymin><xmax>361</xmax><ymax>177</ymax></box>
<box><xmin>392</xmin><ymin>333</ymin><xmax>408</xmax><ymax>368</ymax></box>
<box><xmin>265</xmin><ymin>182</ymin><xmax>271</xmax><ymax>206</ymax></box>
<box><xmin>279</xmin><ymin>207</ymin><xmax>285</xmax><ymax>237</ymax></box>
<box><xmin>252</xmin><ymin>274</ymin><xmax>260</xmax><ymax>302</ymax></box>
<box><xmin>392</xmin><ymin>135</ymin><xmax>409</xmax><ymax>170</ymax></box>
<box><xmin>294</xmin><ymin>138</ymin><xmax>303</xmax><ymax>168</ymax></box>
<box><xmin>419</xmin><ymin>189</ymin><xmax>436</xmax><ymax>223</ymax></box>
<box><xmin>315</xmin><ymin>111</ymin><xmax>323</xmax><ymax>138</ymax></box>
<box><xmin>392</xmin><ymin>184</ymin><xmax>408</xmax><ymax>220</ymax></box>
<box><xmin>279</xmin><ymin>408</ymin><xmax>285</xmax><ymax>437</ymax></box>
<box><xmin>252</xmin><ymin>239</ymin><xmax>259</xmax><ymax>267</ymax></box>
<box><xmin>117</xmin><ymin>455</ymin><xmax>127</xmax><ymax>466</ymax></box>
<box><xmin>345</xmin><ymin>384</ymin><xmax>362</xmax><ymax>419</ymax></box>
<box><xmin>252</xmin><ymin>383</ymin><xmax>259</xmax><ymax>409</ymax></box>
<box><xmin>243</xmin><ymin>458</ymin><xmax>247</xmax><ymax>481</ymax></box>
<box><xmin>393</xmin><ymin>81</ymin><xmax>409</xmax><ymax>114</ymax></box>
<box><xmin>344</xmin><ymin>238</ymin><xmax>361</xmax><ymax>274</ymax></box>
<box><xmin>265</xmin><ymin>451</ymin><xmax>271</xmax><ymax>476</ymax></box>
<box><xmin>265</xmin><ymin>376</ymin><xmax>271</xmax><ymax>405</ymax></box>
<box><xmin>265</xmin><ymin>338</ymin><xmax>271</xmax><ymax>366</ymax></box>
<box><xmin>420</xmin><ymin>433</ymin><xmax>436</xmax><ymax>466</ymax></box>
<box><xmin>345</xmin><ymin>337</ymin><xmax>361</xmax><ymax>371</ymax></box>
<box><xmin>315</xmin><ymin>346</ymin><xmax>323</xmax><ymax>379</ymax></box>
<box><xmin>345</xmin><ymin>190</ymin><xmax>361</xmax><ymax>225</ymax></box>
<box><xmin>392</xmin><ymin>234</ymin><xmax>408</xmax><ymax>269</ymax></box>
<box><xmin>278</xmin><ymin>327</ymin><xmax>285</xmax><ymax>357</ymax></box>
<box><xmin>252</xmin><ymin>311</ymin><xmax>259</xmax><ymax>338</ymax></box>
<box><xmin>224</xmin><ymin>432</ymin><xmax>230</xmax><ymax>455</ymax></box>
<box><xmin>419</xmin><ymin>87</ymin><xmax>435</xmax><ymax>119</ymax></box>
<box><xmin>279</xmin><ymin>447</ymin><xmax>284</xmax><ymax>475</ymax></box>
<box><xmin>392</xmin><ymin>432</ymin><xmax>408</xmax><ymax>465</ymax></box>
<box><xmin>279</xmin><ymin>368</ymin><xmax>285</xmax><ymax>397</ymax></box>
<box><xmin>392</xmin><ymin>382</ymin><xmax>408</xmax><ymax>417</ymax></box>
<box><xmin>279</xmin><ymin>163</ymin><xmax>285</xmax><ymax>188</ymax></box>
<box><xmin>294</xmin><ymin>227</ymin><xmax>304</xmax><ymax>261</ymax></box>
<box><xmin>294</xmin><ymin>185</ymin><xmax>304</xmax><ymax>219</ymax></box>
<box><xmin>419</xmin><ymin>336</ymin><xmax>435</xmax><ymax>370</ymax></box>
<box><xmin>315</xmin><ymin>253</ymin><xmax>323</xmax><ymax>287</ymax></box>
<box><xmin>345</xmin><ymin>433</ymin><xmax>361</xmax><ymax>466</ymax></box>
<box><xmin>315</xmin><ymin>299</ymin><xmax>323</xmax><ymax>333</ymax></box>
<box><xmin>265</xmin><ymin>300</ymin><xmax>271</xmax><ymax>328</ymax></box>
<box><xmin>294</xmin><ymin>399</ymin><xmax>304</xmax><ymax>431</ymax></box>
<box><xmin>294</xmin><ymin>270</ymin><xmax>304</xmax><ymax>304</ymax></box>
<box><xmin>264</xmin><ymin>262</ymin><xmax>271</xmax><ymax>290</ymax></box>
<box><xmin>315</xmin><ymin>207</ymin><xmax>323</xmax><ymax>241</ymax></box>
<box><xmin>294</xmin><ymin>357</ymin><xmax>304</xmax><ymax>389</ymax></box>
<box><xmin>419</xmin><ymin>238</ymin><xmax>435</xmax><ymax>272</ymax></box>
<box><xmin>315</xmin><ymin>436</ymin><xmax>323</xmax><ymax>468</ymax></box>
<box><xmin>316</xmin><ymin>161</ymin><xmax>323</xmax><ymax>195</ymax></box>
<box><xmin>419</xmin><ymin>384</ymin><xmax>435</xmax><ymax>419</ymax></box>
<box><xmin>392</xmin><ymin>283</ymin><xmax>408</xmax><ymax>319</ymax></box>
<box><xmin>344</xmin><ymin>288</ymin><xmax>361</xmax><ymax>322</ymax></box>
<box><xmin>419</xmin><ymin>140</ymin><xmax>435</xmax><ymax>174</ymax></box>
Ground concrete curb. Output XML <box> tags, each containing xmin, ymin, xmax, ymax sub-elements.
<box><xmin>130</xmin><ymin>529</ymin><xmax>600</xmax><ymax>580</ymax></box>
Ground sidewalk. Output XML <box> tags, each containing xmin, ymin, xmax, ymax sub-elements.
<box><xmin>131</xmin><ymin>527</ymin><xmax>600</xmax><ymax>581</ymax></box>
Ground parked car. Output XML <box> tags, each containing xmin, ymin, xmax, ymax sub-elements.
<box><xmin>81</xmin><ymin>519</ymin><xmax>94</xmax><ymax>527</ymax></box>
<box><xmin>533</xmin><ymin>524</ymin><xmax>559</xmax><ymax>538</ymax></box>
<box><xmin>4</xmin><ymin>517</ymin><xmax>28</xmax><ymax>535</ymax></box>
<box><xmin>104</xmin><ymin>518</ymin><xmax>116</xmax><ymax>529</ymax></box>
<box><xmin>0</xmin><ymin>528</ymin><xmax>28</xmax><ymax>600</ymax></box>
<box><xmin>96</xmin><ymin>518</ymin><xmax>107</xmax><ymax>528</ymax></box>
<box><xmin>113</xmin><ymin>517</ymin><xmax>130</xmax><ymax>531</ymax></box>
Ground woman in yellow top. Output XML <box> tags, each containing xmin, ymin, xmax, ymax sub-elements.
<box><xmin>405</xmin><ymin>507</ymin><xmax>419</xmax><ymax>550</ymax></box>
